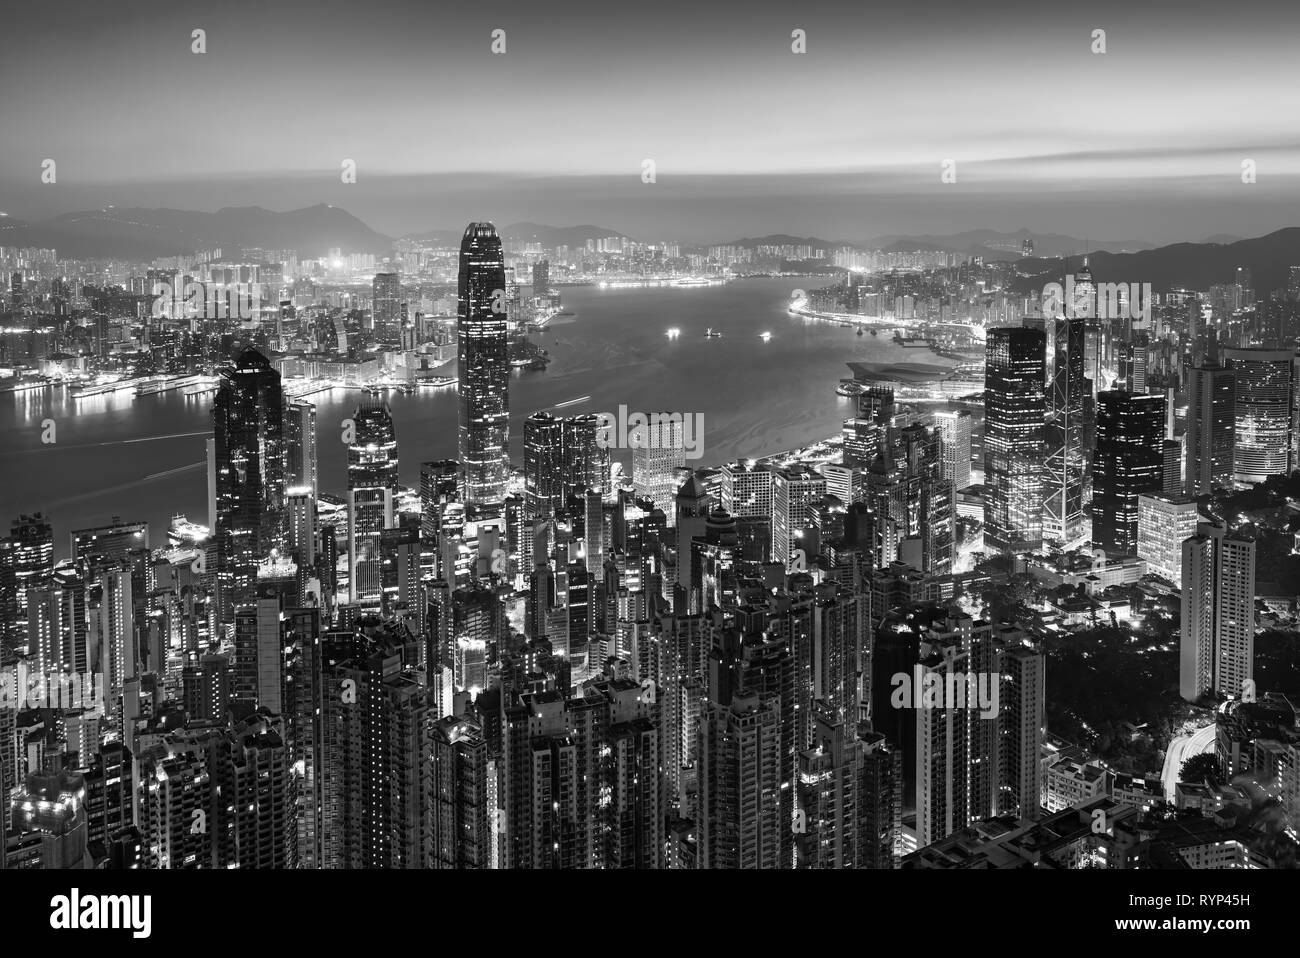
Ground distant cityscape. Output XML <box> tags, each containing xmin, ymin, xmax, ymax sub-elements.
<box><xmin>2</xmin><ymin>211</ymin><xmax>1299</xmax><ymax>875</ymax></box>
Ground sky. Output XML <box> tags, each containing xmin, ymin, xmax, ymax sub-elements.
<box><xmin>2</xmin><ymin>0</ymin><xmax>1300</xmax><ymax>244</ymax></box>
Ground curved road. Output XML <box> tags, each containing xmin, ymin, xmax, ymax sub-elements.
<box><xmin>1161</xmin><ymin>722</ymin><xmax>1217</xmax><ymax>802</ymax></box>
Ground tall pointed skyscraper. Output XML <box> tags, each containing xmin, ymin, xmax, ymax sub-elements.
<box><xmin>1043</xmin><ymin>280</ymin><xmax>1085</xmax><ymax>546</ymax></box>
<box><xmin>211</xmin><ymin>347</ymin><xmax>285</xmax><ymax>623</ymax></box>
<box><xmin>457</xmin><ymin>222</ymin><xmax>510</xmax><ymax>512</ymax></box>
<box><xmin>347</xmin><ymin>398</ymin><xmax>399</xmax><ymax>607</ymax></box>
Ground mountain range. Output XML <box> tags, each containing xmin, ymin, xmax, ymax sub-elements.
<box><xmin>1</xmin><ymin>205</ymin><xmax>1297</xmax><ymax>292</ymax></box>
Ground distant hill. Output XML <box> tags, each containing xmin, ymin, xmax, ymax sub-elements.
<box><xmin>405</xmin><ymin>222</ymin><xmax>627</xmax><ymax>248</ymax></box>
<box><xmin>1012</xmin><ymin>228</ymin><xmax>1300</xmax><ymax>295</ymax></box>
<box><xmin>868</xmin><ymin>228</ymin><xmax>1154</xmax><ymax>259</ymax></box>
<box><xmin>0</xmin><ymin>204</ymin><xmax>392</xmax><ymax>259</ymax></box>
<box><xmin>721</xmin><ymin>234</ymin><xmax>857</xmax><ymax>251</ymax></box>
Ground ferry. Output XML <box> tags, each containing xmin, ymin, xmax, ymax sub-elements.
<box><xmin>705</xmin><ymin>328</ymin><xmax>723</xmax><ymax>339</ymax></box>
<box><xmin>167</xmin><ymin>514</ymin><xmax>210</xmax><ymax>548</ymax></box>
<box><xmin>759</xmin><ymin>331</ymin><xmax>772</xmax><ymax>342</ymax></box>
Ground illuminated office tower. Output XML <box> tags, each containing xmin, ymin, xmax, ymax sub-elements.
<box><xmin>721</xmin><ymin>462</ymin><xmax>787</xmax><ymax>565</ymax></box>
<box><xmin>524</xmin><ymin>411</ymin><xmax>566</xmax><ymax>518</ymax></box>
<box><xmin>634</xmin><ymin>416</ymin><xmax>687</xmax><ymax>523</ymax></box>
<box><xmin>698</xmin><ymin>691</ymin><xmax>782</xmax><ymax>868</ymax></box>
<box><xmin>1092</xmin><ymin>391</ymin><xmax>1165</xmax><ymax>555</ymax></box>
<box><xmin>457</xmin><ymin>222</ymin><xmax>510</xmax><ymax>511</ymax></box>
<box><xmin>1043</xmin><ymin>309</ymin><xmax>1085</xmax><ymax>545</ymax></box>
<box><xmin>501</xmin><ymin>679</ymin><xmax>663</xmax><ymax>869</ymax></box>
<box><xmin>453</xmin><ymin>584</ymin><xmax>501</xmax><ymax>694</ymax></box>
<box><xmin>372</xmin><ymin>271</ymin><xmax>402</xmax><ymax>339</ymax></box>
<box><xmin>71</xmin><ymin>517</ymin><xmax>148</xmax><ymax>565</ymax></box>
<box><xmin>1180</xmin><ymin>524</ymin><xmax>1256</xmax><ymax>702</ymax></box>
<box><xmin>931</xmin><ymin>409</ymin><xmax>972</xmax><ymax>493</ymax></box>
<box><xmin>431</xmin><ymin>715</ymin><xmax>490</xmax><ymax>869</ymax></box>
<box><xmin>286</xmin><ymin>490</ymin><xmax>316</xmax><ymax>565</ymax></box>
<box><xmin>866</xmin><ymin>422</ymin><xmax>953</xmax><ymax>575</ymax></box>
<box><xmin>1184</xmin><ymin>363</ymin><xmax>1235</xmax><ymax>496</ymax></box>
<box><xmin>1136</xmin><ymin>494</ymin><xmax>1199</xmax><ymax>583</ymax></box>
<box><xmin>8</xmin><ymin>767</ymin><xmax>94</xmax><ymax>869</ymax></box>
<box><xmin>347</xmin><ymin>399</ymin><xmax>398</xmax><ymax>607</ymax></box>
<box><xmin>10</xmin><ymin>512</ymin><xmax>54</xmax><ymax>627</ymax></box>
<box><xmin>564</xmin><ymin>413</ymin><xmax>610</xmax><ymax>499</ymax></box>
<box><xmin>420</xmin><ymin>459</ymin><xmax>460</xmax><ymax>538</ymax></box>
<box><xmin>1224</xmin><ymin>348</ymin><xmax>1295</xmax><ymax>484</ymax></box>
<box><xmin>212</xmin><ymin>348</ymin><xmax>286</xmax><ymax>623</ymax></box>
<box><xmin>1122</xmin><ymin>331</ymin><xmax>1149</xmax><ymax>393</ymax></box>
<box><xmin>532</xmin><ymin>259</ymin><xmax>549</xmax><ymax>294</ymax></box>
<box><xmin>983</xmin><ymin>328</ymin><xmax>1046</xmax><ymax>554</ymax></box>
<box><xmin>285</xmin><ymin>399</ymin><xmax>318</xmax><ymax>497</ymax></box>
<box><xmin>524</xmin><ymin>412</ymin><xmax>611</xmax><ymax>521</ymax></box>
<box><xmin>380</xmin><ymin>521</ymin><xmax>422</xmax><ymax>624</ymax></box>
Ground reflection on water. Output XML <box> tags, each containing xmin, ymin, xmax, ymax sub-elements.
<box><xmin>0</xmin><ymin>277</ymin><xmax>953</xmax><ymax>556</ymax></box>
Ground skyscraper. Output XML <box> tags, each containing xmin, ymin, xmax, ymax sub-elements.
<box><xmin>211</xmin><ymin>348</ymin><xmax>286</xmax><ymax>623</ymax></box>
<box><xmin>347</xmin><ymin>399</ymin><xmax>398</xmax><ymax>607</ymax></box>
<box><xmin>1043</xmin><ymin>310</ymin><xmax>1085</xmax><ymax>545</ymax></box>
<box><xmin>698</xmin><ymin>691</ymin><xmax>782</xmax><ymax>868</ymax></box>
<box><xmin>1224</xmin><ymin>348</ymin><xmax>1295</xmax><ymax>484</ymax></box>
<box><xmin>633</xmin><ymin>415</ymin><xmax>687</xmax><ymax>523</ymax></box>
<box><xmin>1136</xmin><ymin>494</ymin><xmax>1199</xmax><ymax>583</ymax></box>
<box><xmin>983</xmin><ymin>327</ymin><xmax>1046</xmax><ymax>555</ymax></box>
<box><xmin>285</xmin><ymin>399</ymin><xmax>318</xmax><ymax>497</ymax></box>
<box><xmin>1092</xmin><ymin>391</ymin><xmax>1165</xmax><ymax>555</ymax></box>
<box><xmin>457</xmin><ymin>222</ymin><xmax>510</xmax><ymax>511</ymax></box>
<box><xmin>931</xmin><ymin>409</ymin><xmax>972</xmax><ymax>493</ymax></box>
<box><xmin>1180</xmin><ymin>523</ymin><xmax>1256</xmax><ymax>702</ymax></box>
<box><xmin>372</xmin><ymin>271</ymin><xmax>402</xmax><ymax>340</ymax></box>
<box><xmin>1184</xmin><ymin>364</ymin><xmax>1235</xmax><ymax>496</ymax></box>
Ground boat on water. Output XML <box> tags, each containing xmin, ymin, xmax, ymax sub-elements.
<box><xmin>167</xmin><ymin>514</ymin><xmax>210</xmax><ymax>548</ymax></box>
<box><xmin>893</xmin><ymin>333</ymin><xmax>931</xmax><ymax>347</ymax></box>
<box><xmin>759</xmin><ymin>331</ymin><xmax>772</xmax><ymax>342</ymax></box>
<box><xmin>705</xmin><ymin>328</ymin><xmax>722</xmax><ymax>339</ymax></box>
<box><xmin>856</xmin><ymin>328</ymin><xmax>863</xmax><ymax>336</ymax></box>
<box><xmin>836</xmin><ymin>378</ymin><xmax>867</xmax><ymax>398</ymax></box>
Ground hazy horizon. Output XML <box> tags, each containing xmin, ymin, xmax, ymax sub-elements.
<box><xmin>3</xmin><ymin>0</ymin><xmax>1300</xmax><ymax>244</ymax></box>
